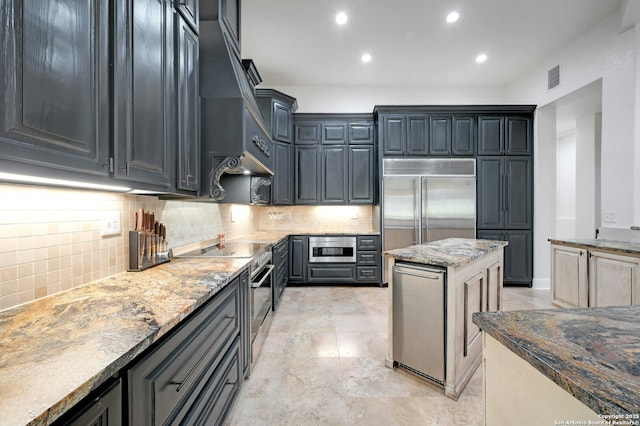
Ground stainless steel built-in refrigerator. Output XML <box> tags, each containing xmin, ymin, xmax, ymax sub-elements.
<box><xmin>382</xmin><ymin>158</ymin><xmax>476</xmax><ymax>282</ymax></box>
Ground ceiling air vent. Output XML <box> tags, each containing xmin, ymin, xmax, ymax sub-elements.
<box><xmin>548</xmin><ymin>65</ymin><xmax>560</xmax><ymax>90</ymax></box>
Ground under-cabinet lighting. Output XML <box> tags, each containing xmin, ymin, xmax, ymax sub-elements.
<box><xmin>446</xmin><ymin>11</ymin><xmax>459</xmax><ymax>23</ymax></box>
<box><xmin>0</xmin><ymin>172</ymin><xmax>131</xmax><ymax>192</ymax></box>
<box><xmin>336</xmin><ymin>12</ymin><xmax>348</xmax><ymax>25</ymax></box>
<box><xmin>475</xmin><ymin>53</ymin><xmax>488</xmax><ymax>63</ymax></box>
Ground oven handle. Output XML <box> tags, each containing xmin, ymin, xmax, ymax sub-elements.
<box><xmin>251</xmin><ymin>264</ymin><xmax>274</xmax><ymax>288</ymax></box>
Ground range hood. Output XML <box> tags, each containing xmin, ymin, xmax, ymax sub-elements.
<box><xmin>199</xmin><ymin>17</ymin><xmax>274</xmax><ymax>201</ymax></box>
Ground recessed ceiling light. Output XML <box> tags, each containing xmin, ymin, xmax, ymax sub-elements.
<box><xmin>336</xmin><ymin>12</ymin><xmax>348</xmax><ymax>25</ymax></box>
<box><xmin>446</xmin><ymin>11</ymin><xmax>459</xmax><ymax>23</ymax></box>
<box><xmin>361</xmin><ymin>53</ymin><xmax>372</xmax><ymax>63</ymax></box>
<box><xmin>476</xmin><ymin>53</ymin><xmax>488</xmax><ymax>64</ymax></box>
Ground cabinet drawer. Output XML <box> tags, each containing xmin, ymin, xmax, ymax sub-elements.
<box><xmin>357</xmin><ymin>235</ymin><xmax>379</xmax><ymax>251</ymax></box>
<box><xmin>128</xmin><ymin>280</ymin><xmax>240</xmax><ymax>425</ymax></box>
<box><xmin>357</xmin><ymin>252</ymin><xmax>378</xmax><ymax>265</ymax></box>
<box><xmin>308</xmin><ymin>265</ymin><xmax>356</xmax><ymax>282</ymax></box>
<box><xmin>357</xmin><ymin>266</ymin><xmax>380</xmax><ymax>282</ymax></box>
<box><xmin>179</xmin><ymin>337</ymin><xmax>242</xmax><ymax>426</ymax></box>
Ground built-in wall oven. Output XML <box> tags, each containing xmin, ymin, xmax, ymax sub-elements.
<box><xmin>308</xmin><ymin>236</ymin><xmax>357</xmax><ymax>263</ymax></box>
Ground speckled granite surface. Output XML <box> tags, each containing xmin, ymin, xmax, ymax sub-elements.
<box><xmin>382</xmin><ymin>238</ymin><xmax>508</xmax><ymax>267</ymax></box>
<box><xmin>549</xmin><ymin>238</ymin><xmax>640</xmax><ymax>257</ymax></box>
<box><xmin>473</xmin><ymin>306</ymin><xmax>640</xmax><ymax>415</ymax></box>
<box><xmin>0</xmin><ymin>256</ymin><xmax>250</xmax><ymax>426</ymax></box>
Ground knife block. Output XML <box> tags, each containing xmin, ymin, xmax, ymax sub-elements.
<box><xmin>128</xmin><ymin>231</ymin><xmax>170</xmax><ymax>272</ymax></box>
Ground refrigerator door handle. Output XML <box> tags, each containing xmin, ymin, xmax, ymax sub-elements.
<box><xmin>413</xmin><ymin>178</ymin><xmax>420</xmax><ymax>245</ymax></box>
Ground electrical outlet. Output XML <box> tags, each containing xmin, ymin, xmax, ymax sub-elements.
<box><xmin>101</xmin><ymin>211</ymin><xmax>122</xmax><ymax>237</ymax></box>
<box><xmin>604</xmin><ymin>211</ymin><xmax>616</xmax><ymax>223</ymax></box>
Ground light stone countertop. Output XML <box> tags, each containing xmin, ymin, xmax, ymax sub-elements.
<box><xmin>0</xmin><ymin>256</ymin><xmax>250</xmax><ymax>426</ymax></box>
<box><xmin>549</xmin><ymin>238</ymin><xmax>640</xmax><ymax>257</ymax></box>
<box><xmin>383</xmin><ymin>238</ymin><xmax>508</xmax><ymax>268</ymax></box>
<box><xmin>473</xmin><ymin>306</ymin><xmax>640</xmax><ymax>415</ymax></box>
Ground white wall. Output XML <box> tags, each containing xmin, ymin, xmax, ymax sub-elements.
<box><xmin>556</xmin><ymin>131</ymin><xmax>576</xmax><ymax>239</ymax></box>
<box><xmin>507</xmin><ymin>14</ymin><xmax>637</xmax><ymax>287</ymax></box>
<box><xmin>264</xmin><ymin>84</ymin><xmax>507</xmax><ymax>113</ymax></box>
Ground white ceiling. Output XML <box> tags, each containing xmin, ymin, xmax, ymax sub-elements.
<box><xmin>241</xmin><ymin>0</ymin><xmax>621</xmax><ymax>88</ymax></box>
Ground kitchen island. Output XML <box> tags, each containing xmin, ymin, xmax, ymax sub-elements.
<box><xmin>383</xmin><ymin>238</ymin><xmax>508</xmax><ymax>400</ymax></box>
<box><xmin>473</xmin><ymin>306</ymin><xmax>640</xmax><ymax>424</ymax></box>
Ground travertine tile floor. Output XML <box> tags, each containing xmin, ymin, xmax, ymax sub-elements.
<box><xmin>226</xmin><ymin>286</ymin><xmax>554</xmax><ymax>425</ymax></box>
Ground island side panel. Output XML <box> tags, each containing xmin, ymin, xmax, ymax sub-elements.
<box><xmin>483</xmin><ymin>333</ymin><xmax>600</xmax><ymax>424</ymax></box>
<box><xmin>385</xmin><ymin>255</ymin><xmax>395</xmax><ymax>368</ymax></box>
<box><xmin>445</xmin><ymin>248</ymin><xmax>504</xmax><ymax>400</ymax></box>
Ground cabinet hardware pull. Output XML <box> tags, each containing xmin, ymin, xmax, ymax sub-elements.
<box><xmin>504</xmin><ymin>173</ymin><xmax>509</xmax><ymax>211</ymax></box>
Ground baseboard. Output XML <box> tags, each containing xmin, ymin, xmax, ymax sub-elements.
<box><xmin>532</xmin><ymin>278</ymin><xmax>550</xmax><ymax>289</ymax></box>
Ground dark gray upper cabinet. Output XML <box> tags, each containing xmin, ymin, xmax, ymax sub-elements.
<box><xmin>321</xmin><ymin>145</ymin><xmax>348</xmax><ymax>203</ymax></box>
<box><xmin>380</xmin><ymin>115</ymin><xmax>406</xmax><ymax>155</ymax></box>
<box><xmin>294</xmin><ymin>145</ymin><xmax>321</xmax><ymax>204</ymax></box>
<box><xmin>175</xmin><ymin>15</ymin><xmax>200</xmax><ymax>192</ymax></box>
<box><xmin>274</xmin><ymin>141</ymin><xmax>293</xmax><ymax>204</ymax></box>
<box><xmin>256</xmin><ymin>89</ymin><xmax>297</xmax><ymax>144</ymax></box>
<box><xmin>0</xmin><ymin>0</ymin><xmax>110</xmax><ymax>178</ymax></box>
<box><xmin>349</xmin><ymin>145</ymin><xmax>375</xmax><ymax>204</ymax></box>
<box><xmin>379</xmin><ymin>114</ymin><xmax>428</xmax><ymax>156</ymax></box>
<box><xmin>478</xmin><ymin>115</ymin><xmax>532</xmax><ymax>155</ymax></box>
<box><xmin>293</xmin><ymin>113</ymin><xmax>375</xmax><ymax>205</ymax></box>
<box><xmin>428</xmin><ymin>116</ymin><xmax>452</xmax><ymax>156</ymax></box>
<box><xmin>113</xmin><ymin>0</ymin><xmax>174</xmax><ymax>189</ymax></box>
<box><xmin>322</xmin><ymin>123</ymin><xmax>348</xmax><ymax>144</ymax></box>
<box><xmin>176</xmin><ymin>0</ymin><xmax>199</xmax><ymax>33</ymax></box>
<box><xmin>477</xmin><ymin>156</ymin><xmax>532</xmax><ymax>230</ymax></box>
<box><xmin>452</xmin><ymin>116</ymin><xmax>475</xmax><ymax>155</ymax></box>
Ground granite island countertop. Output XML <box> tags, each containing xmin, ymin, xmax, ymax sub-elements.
<box><xmin>0</xmin><ymin>256</ymin><xmax>252</xmax><ymax>426</ymax></box>
<box><xmin>549</xmin><ymin>238</ymin><xmax>640</xmax><ymax>257</ymax></box>
<box><xmin>473</xmin><ymin>306</ymin><xmax>640</xmax><ymax>415</ymax></box>
<box><xmin>383</xmin><ymin>238</ymin><xmax>508</xmax><ymax>268</ymax></box>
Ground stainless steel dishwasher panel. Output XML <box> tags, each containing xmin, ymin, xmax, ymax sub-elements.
<box><xmin>392</xmin><ymin>263</ymin><xmax>445</xmax><ymax>384</ymax></box>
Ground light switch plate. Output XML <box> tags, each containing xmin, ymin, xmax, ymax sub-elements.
<box><xmin>101</xmin><ymin>211</ymin><xmax>122</xmax><ymax>237</ymax></box>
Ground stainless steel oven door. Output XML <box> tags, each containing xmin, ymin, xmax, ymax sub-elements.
<box><xmin>250</xmin><ymin>264</ymin><xmax>274</xmax><ymax>365</ymax></box>
<box><xmin>308</xmin><ymin>236</ymin><xmax>357</xmax><ymax>263</ymax></box>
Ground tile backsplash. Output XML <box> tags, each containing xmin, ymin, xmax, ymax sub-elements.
<box><xmin>0</xmin><ymin>183</ymin><xmax>375</xmax><ymax>311</ymax></box>
<box><xmin>0</xmin><ymin>183</ymin><xmax>258</xmax><ymax>311</ymax></box>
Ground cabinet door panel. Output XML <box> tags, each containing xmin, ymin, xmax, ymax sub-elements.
<box><xmin>273</xmin><ymin>142</ymin><xmax>293</xmax><ymax>204</ymax></box>
<box><xmin>502</xmin><ymin>230</ymin><xmax>532</xmax><ymax>285</ymax></box>
<box><xmin>505</xmin><ymin>116</ymin><xmax>531</xmax><ymax>154</ymax></box>
<box><xmin>478</xmin><ymin>116</ymin><xmax>504</xmax><ymax>155</ymax></box>
<box><xmin>505</xmin><ymin>156</ymin><xmax>532</xmax><ymax>229</ymax></box>
<box><xmin>349</xmin><ymin>123</ymin><xmax>374</xmax><ymax>144</ymax></box>
<box><xmin>68</xmin><ymin>380</ymin><xmax>122</xmax><ymax>426</ymax></box>
<box><xmin>477</xmin><ymin>157</ymin><xmax>505</xmax><ymax>229</ymax></box>
<box><xmin>176</xmin><ymin>17</ymin><xmax>200</xmax><ymax>191</ymax></box>
<box><xmin>551</xmin><ymin>245</ymin><xmax>588</xmax><ymax>307</ymax></box>
<box><xmin>463</xmin><ymin>272</ymin><xmax>484</xmax><ymax>357</ymax></box>
<box><xmin>349</xmin><ymin>146</ymin><xmax>374</xmax><ymax>204</ymax></box>
<box><xmin>294</xmin><ymin>122</ymin><xmax>321</xmax><ymax>144</ymax></box>
<box><xmin>428</xmin><ymin>116</ymin><xmax>452</xmax><ymax>156</ymax></box>
<box><xmin>294</xmin><ymin>146</ymin><xmax>320</xmax><ymax>203</ymax></box>
<box><xmin>114</xmin><ymin>0</ymin><xmax>173</xmax><ymax>187</ymax></box>
<box><xmin>452</xmin><ymin>116</ymin><xmax>475</xmax><ymax>156</ymax></box>
<box><xmin>589</xmin><ymin>251</ymin><xmax>638</xmax><ymax>307</ymax></box>
<box><xmin>0</xmin><ymin>0</ymin><xmax>110</xmax><ymax>175</ymax></box>
<box><xmin>381</xmin><ymin>115</ymin><xmax>405</xmax><ymax>155</ymax></box>
<box><xmin>406</xmin><ymin>114</ymin><xmax>428</xmax><ymax>155</ymax></box>
<box><xmin>322</xmin><ymin>146</ymin><xmax>347</xmax><ymax>203</ymax></box>
<box><xmin>273</xmin><ymin>101</ymin><xmax>292</xmax><ymax>143</ymax></box>
<box><xmin>321</xmin><ymin>123</ymin><xmax>347</xmax><ymax>144</ymax></box>
<box><xmin>288</xmin><ymin>236</ymin><xmax>308</xmax><ymax>281</ymax></box>
<box><xmin>486</xmin><ymin>261</ymin><xmax>503</xmax><ymax>311</ymax></box>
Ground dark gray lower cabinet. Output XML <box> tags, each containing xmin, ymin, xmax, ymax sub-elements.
<box><xmin>355</xmin><ymin>235</ymin><xmax>381</xmax><ymax>283</ymax></box>
<box><xmin>66</xmin><ymin>379</ymin><xmax>122</xmax><ymax>426</ymax></box>
<box><xmin>128</xmin><ymin>274</ymin><xmax>242</xmax><ymax>425</ymax></box>
<box><xmin>478</xmin><ymin>230</ymin><xmax>532</xmax><ymax>286</ymax></box>
<box><xmin>239</xmin><ymin>269</ymin><xmax>250</xmax><ymax>378</ymax></box>
<box><xmin>273</xmin><ymin>238</ymin><xmax>288</xmax><ymax>309</ymax></box>
<box><xmin>308</xmin><ymin>265</ymin><xmax>356</xmax><ymax>282</ymax></box>
<box><xmin>288</xmin><ymin>236</ymin><xmax>308</xmax><ymax>282</ymax></box>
